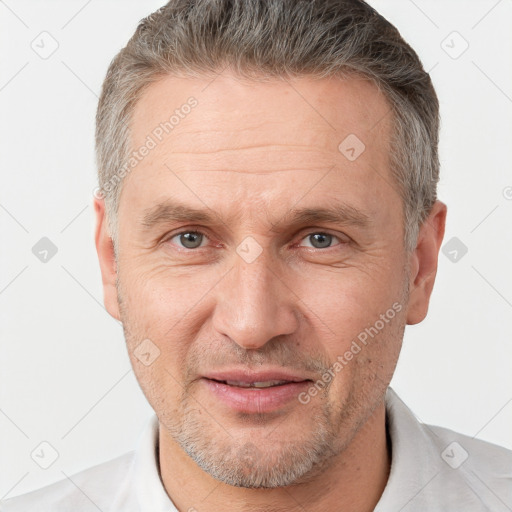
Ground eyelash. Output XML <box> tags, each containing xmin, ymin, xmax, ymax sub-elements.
<box><xmin>163</xmin><ymin>228</ymin><xmax>348</xmax><ymax>251</ymax></box>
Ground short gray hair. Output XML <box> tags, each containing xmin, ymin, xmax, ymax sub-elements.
<box><xmin>96</xmin><ymin>0</ymin><xmax>440</xmax><ymax>253</ymax></box>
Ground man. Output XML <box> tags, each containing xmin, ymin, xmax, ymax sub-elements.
<box><xmin>2</xmin><ymin>0</ymin><xmax>511</xmax><ymax>511</ymax></box>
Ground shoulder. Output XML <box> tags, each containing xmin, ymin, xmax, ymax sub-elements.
<box><xmin>426</xmin><ymin>422</ymin><xmax>512</xmax><ymax>470</ymax></box>
<box><xmin>423</xmin><ymin>422</ymin><xmax>512</xmax><ymax>493</ymax></box>
<box><xmin>380</xmin><ymin>388</ymin><xmax>512</xmax><ymax>511</ymax></box>
<box><xmin>0</xmin><ymin>451</ymin><xmax>135</xmax><ymax>512</ymax></box>
<box><xmin>410</xmin><ymin>421</ymin><xmax>512</xmax><ymax>511</ymax></box>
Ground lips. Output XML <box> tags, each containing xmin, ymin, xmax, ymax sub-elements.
<box><xmin>203</xmin><ymin>370</ymin><xmax>311</xmax><ymax>388</ymax></box>
<box><xmin>200</xmin><ymin>369</ymin><xmax>313</xmax><ymax>413</ymax></box>
<box><xmin>204</xmin><ymin>369</ymin><xmax>311</xmax><ymax>383</ymax></box>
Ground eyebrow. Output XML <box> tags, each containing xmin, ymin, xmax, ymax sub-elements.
<box><xmin>139</xmin><ymin>199</ymin><xmax>372</xmax><ymax>233</ymax></box>
<box><xmin>279</xmin><ymin>204</ymin><xmax>372</xmax><ymax>230</ymax></box>
<box><xmin>140</xmin><ymin>201</ymin><xmax>213</xmax><ymax>229</ymax></box>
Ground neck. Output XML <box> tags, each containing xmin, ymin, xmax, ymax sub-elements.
<box><xmin>158</xmin><ymin>399</ymin><xmax>390</xmax><ymax>512</ymax></box>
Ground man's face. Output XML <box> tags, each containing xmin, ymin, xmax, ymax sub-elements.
<box><xmin>106</xmin><ymin>72</ymin><xmax>412</xmax><ymax>487</ymax></box>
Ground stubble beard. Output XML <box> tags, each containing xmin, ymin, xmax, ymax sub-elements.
<box><xmin>116</xmin><ymin>265</ymin><xmax>410</xmax><ymax>489</ymax></box>
<box><xmin>162</xmin><ymin>389</ymin><xmax>342</xmax><ymax>488</ymax></box>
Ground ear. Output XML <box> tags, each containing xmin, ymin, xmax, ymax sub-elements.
<box><xmin>94</xmin><ymin>197</ymin><xmax>121</xmax><ymax>321</ymax></box>
<box><xmin>406</xmin><ymin>200</ymin><xmax>447</xmax><ymax>325</ymax></box>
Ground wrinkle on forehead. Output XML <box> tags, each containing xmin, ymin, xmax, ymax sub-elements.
<box><xmin>129</xmin><ymin>71</ymin><xmax>392</xmax><ymax>158</ymax></box>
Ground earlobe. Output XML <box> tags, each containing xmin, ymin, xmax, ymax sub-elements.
<box><xmin>406</xmin><ymin>201</ymin><xmax>447</xmax><ymax>325</ymax></box>
<box><xmin>94</xmin><ymin>197</ymin><xmax>121</xmax><ymax>321</ymax></box>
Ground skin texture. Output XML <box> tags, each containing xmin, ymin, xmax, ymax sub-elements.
<box><xmin>95</xmin><ymin>71</ymin><xmax>446</xmax><ymax>512</ymax></box>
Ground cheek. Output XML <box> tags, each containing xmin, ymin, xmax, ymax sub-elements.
<box><xmin>297</xmin><ymin>266</ymin><xmax>402</xmax><ymax>349</ymax></box>
<box><xmin>119</xmin><ymin>263</ymin><xmax>224</xmax><ymax>384</ymax></box>
<box><xmin>118</xmin><ymin>268</ymin><xmax>196</xmax><ymax>414</ymax></box>
<box><xmin>300</xmin><ymin>270</ymin><xmax>406</xmax><ymax>411</ymax></box>
<box><xmin>121</xmin><ymin>262</ymin><xmax>217</xmax><ymax>331</ymax></box>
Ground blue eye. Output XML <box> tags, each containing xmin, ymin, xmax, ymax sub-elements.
<box><xmin>300</xmin><ymin>233</ymin><xmax>340</xmax><ymax>249</ymax></box>
<box><xmin>171</xmin><ymin>231</ymin><xmax>206</xmax><ymax>249</ymax></box>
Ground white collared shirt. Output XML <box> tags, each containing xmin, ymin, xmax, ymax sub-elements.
<box><xmin>2</xmin><ymin>388</ymin><xmax>511</xmax><ymax>511</ymax></box>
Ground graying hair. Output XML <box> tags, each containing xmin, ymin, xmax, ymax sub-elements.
<box><xmin>95</xmin><ymin>0</ymin><xmax>440</xmax><ymax>254</ymax></box>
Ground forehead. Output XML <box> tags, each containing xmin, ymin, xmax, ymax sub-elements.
<box><xmin>121</xmin><ymin>70</ymin><xmax>397</xmax><ymax>226</ymax></box>
<box><xmin>130</xmin><ymin>71</ymin><xmax>392</xmax><ymax>153</ymax></box>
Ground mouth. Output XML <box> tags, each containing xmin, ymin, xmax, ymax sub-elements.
<box><xmin>200</xmin><ymin>370</ymin><xmax>314</xmax><ymax>413</ymax></box>
<box><xmin>210</xmin><ymin>379</ymin><xmax>297</xmax><ymax>388</ymax></box>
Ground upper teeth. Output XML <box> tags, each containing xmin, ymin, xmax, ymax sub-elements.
<box><xmin>224</xmin><ymin>380</ymin><xmax>288</xmax><ymax>388</ymax></box>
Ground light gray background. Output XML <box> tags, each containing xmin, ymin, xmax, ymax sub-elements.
<box><xmin>1</xmin><ymin>0</ymin><xmax>511</xmax><ymax>498</ymax></box>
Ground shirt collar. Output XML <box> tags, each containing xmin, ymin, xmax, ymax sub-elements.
<box><xmin>374</xmin><ymin>387</ymin><xmax>440</xmax><ymax>510</ymax></box>
<box><xmin>133</xmin><ymin>414</ymin><xmax>178</xmax><ymax>512</ymax></box>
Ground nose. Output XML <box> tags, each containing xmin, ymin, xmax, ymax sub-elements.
<box><xmin>211</xmin><ymin>251</ymin><xmax>299</xmax><ymax>350</ymax></box>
